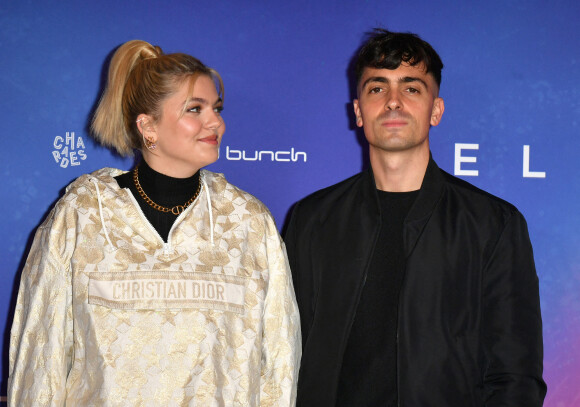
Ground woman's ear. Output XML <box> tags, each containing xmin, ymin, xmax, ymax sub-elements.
<box><xmin>136</xmin><ymin>114</ymin><xmax>157</xmax><ymax>143</ymax></box>
<box><xmin>136</xmin><ymin>114</ymin><xmax>158</xmax><ymax>152</ymax></box>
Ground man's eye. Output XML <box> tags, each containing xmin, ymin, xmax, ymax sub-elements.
<box><xmin>369</xmin><ymin>87</ymin><xmax>382</xmax><ymax>94</ymax></box>
<box><xmin>407</xmin><ymin>87</ymin><xmax>419</xmax><ymax>94</ymax></box>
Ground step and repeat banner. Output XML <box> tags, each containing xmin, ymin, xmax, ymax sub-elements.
<box><xmin>1</xmin><ymin>1</ymin><xmax>578</xmax><ymax>404</ymax></box>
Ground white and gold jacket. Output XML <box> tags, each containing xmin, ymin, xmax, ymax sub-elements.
<box><xmin>8</xmin><ymin>168</ymin><xmax>301</xmax><ymax>407</ymax></box>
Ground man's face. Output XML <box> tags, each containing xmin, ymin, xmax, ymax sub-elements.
<box><xmin>354</xmin><ymin>63</ymin><xmax>444</xmax><ymax>156</ymax></box>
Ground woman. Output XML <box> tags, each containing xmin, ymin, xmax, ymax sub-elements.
<box><xmin>8</xmin><ymin>40</ymin><xmax>300</xmax><ymax>406</ymax></box>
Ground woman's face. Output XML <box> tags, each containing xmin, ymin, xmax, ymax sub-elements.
<box><xmin>142</xmin><ymin>75</ymin><xmax>225</xmax><ymax>178</ymax></box>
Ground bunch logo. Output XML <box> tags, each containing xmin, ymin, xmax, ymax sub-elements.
<box><xmin>225</xmin><ymin>146</ymin><xmax>307</xmax><ymax>162</ymax></box>
<box><xmin>53</xmin><ymin>132</ymin><xmax>87</xmax><ymax>168</ymax></box>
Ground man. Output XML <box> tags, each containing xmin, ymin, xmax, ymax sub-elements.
<box><xmin>284</xmin><ymin>29</ymin><xmax>546</xmax><ymax>406</ymax></box>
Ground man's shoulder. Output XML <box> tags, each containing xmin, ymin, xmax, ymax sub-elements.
<box><xmin>295</xmin><ymin>171</ymin><xmax>369</xmax><ymax>211</ymax></box>
<box><xmin>439</xmin><ymin>168</ymin><xmax>520</xmax><ymax>219</ymax></box>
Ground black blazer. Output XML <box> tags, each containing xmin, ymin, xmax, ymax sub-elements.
<box><xmin>285</xmin><ymin>156</ymin><xmax>546</xmax><ymax>406</ymax></box>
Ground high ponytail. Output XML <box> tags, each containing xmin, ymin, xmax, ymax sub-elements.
<box><xmin>91</xmin><ymin>40</ymin><xmax>223</xmax><ymax>156</ymax></box>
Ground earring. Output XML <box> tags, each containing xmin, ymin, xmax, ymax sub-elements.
<box><xmin>137</xmin><ymin>118</ymin><xmax>156</xmax><ymax>151</ymax></box>
<box><xmin>143</xmin><ymin>134</ymin><xmax>157</xmax><ymax>151</ymax></box>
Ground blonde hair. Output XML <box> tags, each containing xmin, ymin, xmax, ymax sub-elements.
<box><xmin>91</xmin><ymin>40</ymin><xmax>224</xmax><ymax>156</ymax></box>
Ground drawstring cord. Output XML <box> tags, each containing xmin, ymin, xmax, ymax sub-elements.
<box><xmin>201</xmin><ymin>174</ymin><xmax>215</xmax><ymax>247</ymax></box>
<box><xmin>92</xmin><ymin>179</ymin><xmax>114</xmax><ymax>249</ymax></box>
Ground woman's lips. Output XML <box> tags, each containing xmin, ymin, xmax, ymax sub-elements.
<box><xmin>199</xmin><ymin>135</ymin><xmax>219</xmax><ymax>145</ymax></box>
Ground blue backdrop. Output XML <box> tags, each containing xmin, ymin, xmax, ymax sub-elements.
<box><xmin>2</xmin><ymin>1</ymin><xmax>579</xmax><ymax>405</ymax></box>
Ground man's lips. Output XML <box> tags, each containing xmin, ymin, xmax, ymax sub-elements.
<box><xmin>382</xmin><ymin>120</ymin><xmax>407</xmax><ymax>128</ymax></box>
<box><xmin>379</xmin><ymin>112</ymin><xmax>409</xmax><ymax>128</ymax></box>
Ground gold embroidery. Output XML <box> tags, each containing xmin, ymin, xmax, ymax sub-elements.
<box><xmin>9</xmin><ymin>169</ymin><xmax>300</xmax><ymax>406</ymax></box>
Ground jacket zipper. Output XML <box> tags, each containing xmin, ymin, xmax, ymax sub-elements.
<box><xmin>396</xmin><ymin>264</ymin><xmax>407</xmax><ymax>407</ymax></box>
<box><xmin>334</xmin><ymin>222</ymin><xmax>381</xmax><ymax>403</ymax></box>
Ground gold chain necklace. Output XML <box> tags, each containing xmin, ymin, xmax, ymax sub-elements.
<box><xmin>133</xmin><ymin>165</ymin><xmax>202</xmax><ymax>215</ymax></box>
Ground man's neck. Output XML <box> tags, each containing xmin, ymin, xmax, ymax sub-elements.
<box><xmin>369</xmin><ymin>147</ymin><xmax>429</xmax><ymax>192</ymax></box>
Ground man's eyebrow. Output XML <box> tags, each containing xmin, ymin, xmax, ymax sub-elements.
<box><xmin>361</xmin><ymin>76</ymin><xmax>429</xmax><ymax>90</ymax></box>
<box><xmin>401</xmin><ymin>76</ymin><xmax>429</xmax><ymax>89</ymax></box>
<box><xmin>361</xmin><ymin>76</ymin><xmax>389</xmax><ymax>89</ymax></box>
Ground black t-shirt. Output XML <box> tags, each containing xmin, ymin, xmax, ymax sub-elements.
<box><xmin>336</xmin><ymin>189</ymin><xmax>418</xmax><ymax>407</ymax></box>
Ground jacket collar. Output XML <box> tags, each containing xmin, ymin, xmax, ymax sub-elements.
<box><xmin>407</xmin><ymin>154</ymin><xmax>445</xmax><ymax>221</ymax></box>
<box><xmin>367</xmin><ymin>153</ymin><xmax>445</xmax><ymax>256</ymax></box>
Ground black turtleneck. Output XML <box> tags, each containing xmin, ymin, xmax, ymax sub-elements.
<box><xmin>115</xmin><ymin>160</ymin><xmax>200</xmax><ymax>242</ymax></box>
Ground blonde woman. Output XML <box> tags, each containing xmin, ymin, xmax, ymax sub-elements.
<box><xmin>8</xmin><ymin>40</ymin><xmax>300</xmax><ymax>406</ymax></box>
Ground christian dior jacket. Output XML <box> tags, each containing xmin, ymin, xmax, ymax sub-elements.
<box><xmin>9</xmin><ymin>168</ymin><xmax>300</xmax><ymax>406</ymax></box>
<box><xmin>285</xmin><ymin>156</ymin><xmax>546</xmax><ymax>407</ymax></box>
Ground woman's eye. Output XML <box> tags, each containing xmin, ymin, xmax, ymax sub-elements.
<box><xmin>214</xmin><ymin>106</ymin><xmax>224</xmax><ymax>114</ymax></box>
<box><xmin>188</xmin><ymin>106</ymin><xmax>201</xmax><ymax>113</ymax></box>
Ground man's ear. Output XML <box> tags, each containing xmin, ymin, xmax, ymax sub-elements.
<box><xmin>353</xmin><ymin>99</ymin><xmax>363</xmax><ymax>128</ymax></box>
<box><xmin>430</xmin><ymin>97</ymin><xmax>445</xmax><ymax>126</ymax></box>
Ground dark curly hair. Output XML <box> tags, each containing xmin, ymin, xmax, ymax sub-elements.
<box><xmin>355</xmin><ymin>28</ymin><xmax>443</xmax><ymax>89</ymax></box>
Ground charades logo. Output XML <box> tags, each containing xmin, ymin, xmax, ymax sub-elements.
<box><xmin>52</xmin><ymin>132</ymin><xmax>87</xmax><ymax>168</ymax></box>
<box><xmin>225</xmin><ymin>146</ymin><xmax>307</xmax><ymax>162</ymax></box>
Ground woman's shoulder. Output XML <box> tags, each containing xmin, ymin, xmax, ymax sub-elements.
<box><xmin>201</xmin><ymin>170</ymin><xmax>271</xmax><ymax>217</ymax></box>
<box><xmin>46</xmin><ymin>167</ymin><xmax>127</xmax><ymax>217</ymax></box>
<box><xmin>62</xmin><ymin>167</ymin><xmax>124</xmax><ymax>195</ymax></box>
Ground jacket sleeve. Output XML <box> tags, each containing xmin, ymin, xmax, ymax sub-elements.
<box><xmin>284</xmin><ymin>201</ymin><xmax>312</xmax><ymax>347</ymax></box>
<box><xmin>8</xmin><ymin>209</ymin><xmax>73</xmax><ymax>406</ymax></box>
<box><xmin>483</xmin><ymin>210</ymin><xmax>547</xmax><ymax>406</ymax></box>
<box><xmin>259</xmin><ymin>215</ymin><xmax>302</xmax><ymax>407</ymax></box>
